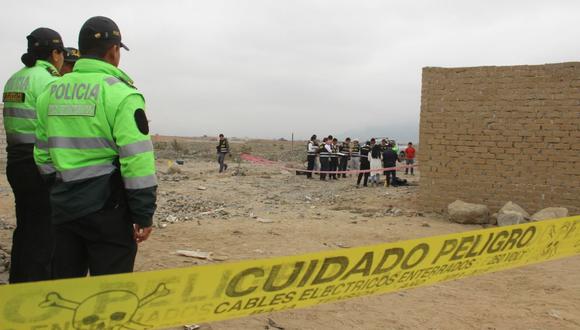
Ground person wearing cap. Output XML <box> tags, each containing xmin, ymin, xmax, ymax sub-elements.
<box><xmin>356</xmin><ymin>141</ymin><xmax>371</xmax><ymax>187</ymax></box>
<box><xmin>318</xmin><ymin>137</ymin><xmax>331</xmax><ymax>181</ymax></box>
<box><xmin>34</xmin><ymin>16</ymin><xmax>157</xmax><ymax>279</ymax></box>
<box><xmin>2</xmin><ymin>27</ymin><xmax>64</xmax><ymax>283</ymax></box>
<box><xmin>338</xmin><ymin>137</ymin><xmax>351</xmax><ymax>178</ymax></box>
<box><xmin>59</xmin><ymin>47</ymin><xmax>80</xmax><ymax>75</ymax></box>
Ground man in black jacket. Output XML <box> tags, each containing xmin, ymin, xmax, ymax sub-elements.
<box><xmin>383</xmin><ymin>142</ymin><xmax>399</xmax><ymax>187</ymax></box>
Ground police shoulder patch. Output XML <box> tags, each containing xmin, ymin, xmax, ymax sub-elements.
<box><xmin>2</xmin><ymin>92</ymin><xmax>25</xmax><ymax>103</ymax></box>
<box><xmin>134</xmin><ymin>109</ymin><xmax>149</xmax><ymax>135</ymax></box>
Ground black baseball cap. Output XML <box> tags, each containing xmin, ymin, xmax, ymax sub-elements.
<box><xmin>79</xmin><ymin>16</ymin><xmax>129</xmax><ymax>52</ymax></box>
<box><xmin>27</xmin><ymin>28</ymin><xmax>64</xmax><ymax>52</ymax></box>
<box><xmin>64</xmin><ymin>47</ymin><xmax>80</xmax><ymax>62</ymax></box>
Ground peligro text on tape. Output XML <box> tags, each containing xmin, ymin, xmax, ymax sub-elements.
<box><xmin>1</xmin><ymin>216</ymin><xmax>579</xmax><ymax>330</ymax></box>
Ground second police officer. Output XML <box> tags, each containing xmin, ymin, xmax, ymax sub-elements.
<box><xmin>2</xmin><ymin>27</ymin><xmax>65</xmax><ymax>283</ymax></box>
<box><xmin>34</xmin><ymin>16</ymin><xmax>157</xmax><ymax>278</ymax></box>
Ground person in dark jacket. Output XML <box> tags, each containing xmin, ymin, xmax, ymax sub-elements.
<box><xmin>383</xmin><ymin>142</ymin><xmax>399</xmax><ymax>187</ymax></box>
<box><xmin>357</xmin><ymin>141</ymin><xmax>371</xmax><ymax>187</ymax></box>
<box><xmin>216</xmin><ymin>133</ymin><xmax>230</xmax><ymax>173</ymax></box>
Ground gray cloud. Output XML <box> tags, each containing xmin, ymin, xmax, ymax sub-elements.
<box><xmin>2</xmin><ymin>1</ymin><xmax>580</xmax><ymax>140</ymax></box>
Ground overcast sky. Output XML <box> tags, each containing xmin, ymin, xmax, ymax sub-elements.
<box><xmin>2</xmin><ymin>1</ymin><xmax>580</xmax><ymax>140</ymax></box>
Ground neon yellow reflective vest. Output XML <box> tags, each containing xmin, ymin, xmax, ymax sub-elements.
<box><xmin>34</xmin><ymin>58</ymin><xmax>157</xmax><ymax>226</ymax></box>
<box><xmin>2</xmin><ymin>60</ymin><xmax>60</xmax><ymax>163</ymax></box>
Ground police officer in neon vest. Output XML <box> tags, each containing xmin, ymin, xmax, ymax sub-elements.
<box><xmin>2</xmin><ymin>27</ymin><xmax>64</xmax><ymax>283</ymax></box>
<box><xmin>60</xmin><ymin>47</ymin><xmax>80</xmax><ymax>75</ymax></box>
<box><xmin>34</xmin><ymin>16</ymin><xmax>157</xmax><ymax>278</ymax></box>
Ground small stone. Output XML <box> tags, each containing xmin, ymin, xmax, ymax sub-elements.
<box><xmin>197</xmin><ymin>186</ymin><xmax>207</xmax><ymax>191</ymax></box>
<box><xmin>421</xmin><ymin>222</ymin><xmax>430</xmax><ymax>227</ymax></box>
<box><xmin>499</xmin><ymin>201</ymin><xmax>530</xmax><ymax>218</ymax></box>
<box><xmin>497</xmin><ymin>211</ymin><xmax>528</xmax><ymax>227</ymax></box>
<box><xmin>531</xmin><ymin>207</ymin><xmax>569</xmax><ymax>222</ymax></box>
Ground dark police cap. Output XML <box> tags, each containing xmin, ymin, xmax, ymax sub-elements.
<box><xmin>27</xmin><ymin>27</ymin><xmax>64</xmax><ymax>52</ymax></box>
<box><xmin>64</xmin><ymin>47</ymin><xmax>80</xmax><ymax>62</ymax></box>
<box><xmin>79</xmin><ymin>16</ymin><xmax>129</xmax><ymax>51</ymax></box>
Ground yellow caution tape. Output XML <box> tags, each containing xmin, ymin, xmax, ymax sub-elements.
<box><xmin>1</xmin><ymin>216</ymin><xmax>580</xmax><ymax>329</ymax></box>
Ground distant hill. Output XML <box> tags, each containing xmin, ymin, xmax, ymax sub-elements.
<box><xmin>339</xmin><ymin>122</ymin><xmax>419</xmax><ymax>144</ymax></box>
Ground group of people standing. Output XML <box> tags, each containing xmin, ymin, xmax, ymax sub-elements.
<box><xmin>306</xmin><ymin>135</ymin><xmax>416</xmax><ymax>187</ymax></box>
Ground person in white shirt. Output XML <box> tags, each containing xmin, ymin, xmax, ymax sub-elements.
<box><xmin>306</xmin><ymin>135</ymin><xmax>318</xmax><ymax>179</ymax></box>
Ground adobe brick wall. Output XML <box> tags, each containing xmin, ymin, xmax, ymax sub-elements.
<box><xmin>0</xmin><ymin>104</ymin><xmax>5</xmax><ymax>173</ymax></box>
<box><xmin>419</xmin><ymin>62</ymin><xmax>580</xmax><ymax>215</ymax></box>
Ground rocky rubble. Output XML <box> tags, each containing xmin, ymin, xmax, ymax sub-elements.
<box><xmin>154</xmin><ymin>193</ymin><xmax>232</xmax><ymax>225</ymax></box>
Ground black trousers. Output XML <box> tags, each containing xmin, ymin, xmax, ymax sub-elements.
<box><xmin>385</xmin><ymin>170</ymin><xmax>397</xmax><ymax>185</ymax></box>
<box><xmin>306</xmin><ymin>155</ymin><xmax>316</xmax><ymax>178</ymax></box>
<box><xmin>319</xmin><ymin>157</ymin><xmax>330</xmax><ymax>180</ymax></box>
<box><xmin>329</xmin><ymin>157</ymin><xmax>338</xmax><ymax>179</ymax></box>
<box><xmin>6</xmin><ymin>160</ymin><xmax>53</xmax><ymax>283</ymax></box>
<box><xmin>51</xmin><ymin>204</ymin><xmax>137</xmax><ymax>279</ymax></box>
<box><xmin>357</xmin><ymin>160</ymin><xmax>370</xmax><ymax>186</ymax></box>
<box><xmin>339</xmin><ymin>156</ymin><xmax>349</xmax><ymax>177</ymax></box>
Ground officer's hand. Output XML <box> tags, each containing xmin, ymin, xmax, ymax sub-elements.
<box><xmin>134</xmin><ymin>224</ymin><xmax>153</xmax><ymax>243</ymax></box>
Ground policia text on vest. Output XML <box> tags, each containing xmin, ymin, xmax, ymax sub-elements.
<box><xmin>32</xmin><ymin>16</ymin><xmax>158</xmax><ymax>279</ymax></box>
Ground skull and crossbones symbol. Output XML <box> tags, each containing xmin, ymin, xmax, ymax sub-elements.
<box><xmin>39</xmin><ymin>283</ymin><xmax>170</xmax><ymax>330</ymax></box>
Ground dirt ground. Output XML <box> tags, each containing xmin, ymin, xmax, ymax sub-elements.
<box><xmin>0</xmin><ymin>151</ymin><xmax>579</xmax><ymax>330</ymax></box>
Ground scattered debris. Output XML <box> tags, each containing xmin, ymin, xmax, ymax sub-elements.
<box><xmin>184</xmin><ymin>325</ymin><xmax>200</xmax><ymax>330</ymax></box>
<box><xmin>547</xmin><ymin>309</ymin><xmax>563</xmax><ymax>320</ymax></box>
<box><xmin>267</xmin><ymin>318</ymin><xmax>285</xmax><ymax>330</ymax></box>
<box><xmin>384</xmin><ymin>206</ymin><xmax>403</xmax><ymax>217</ymax></box>
<box><xmin>176</xmin><ymin>250</ymin><xmax>229</xmax><ymax>262</ymax></box>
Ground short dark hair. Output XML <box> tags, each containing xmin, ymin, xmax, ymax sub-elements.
<box><xmin>80</xmin><ymin>41</ymin><xmax>116</xmax><ymax>58</ymax></box>
<box><xmin>345</xmin><ymin>137</ymin><xmax>351</xmax><ymax>141</ymax></box>
<box><xmin>219</xmin><ymin>134</ymin><xmax>224</xmax><ymax>137</ymax></box>
<box><xmin>408</xmin><ymin>142</ymin><xmax>413</xmax><ymax>145</ymax></box>
<box><xmin>311</xmin><ymin>134</ymin><xmax>317</xmax><ymax>141</ymax></box>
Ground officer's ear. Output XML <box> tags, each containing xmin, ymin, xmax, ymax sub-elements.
<box><xmin>51</xmin><ymin>49</ymin><xmax>64</xmax><ymax>71</ymax></box>
<box><xmin>104</xmin><ymin>44</ymin><xmax>121</xmax><ymax>67</ymax></box>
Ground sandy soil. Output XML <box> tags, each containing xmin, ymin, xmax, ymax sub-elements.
<box><xmin>0</xmin><ymin>155</ymin><xmax>579</xmax><ymax>330</ymax></box>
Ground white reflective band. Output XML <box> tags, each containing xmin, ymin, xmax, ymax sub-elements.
<box><xmin>3</xmin><ymin>107</ymin><xmax>36</xmax><ymax>119</ymax></box>
<box><xmin>119</xmin><ymin>140</ymin><xmax>154</xmax><ymax>158</ymax></box>
<box><xmin>6</xmin><ymin>133</ymin><xmax>35</xmax><ymax>145</ymax></box>
<box><xmin>123</xmin><ymin>174</ymin><xmax>158</xmax><ymax>189</ymax></box>
<box><xmin>57</xmin><ymin>164</ymin><xmax>116</xmax><ymax>182</ymax></box>
<box><xmin>48</xmin><ymin>137</ymin><xmax>117</xmax><ymax>150</ymax></box>
<box><xmin>37</xmin><ymin>164</ymin><xmax>56</xmax><ymax>175</ymax></box>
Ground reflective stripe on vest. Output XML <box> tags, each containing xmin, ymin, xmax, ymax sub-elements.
<box><xmin>57</xmin><ymin>163</ymin><xmax>117</xmax><ymax>182</ymax></box>
<box><xmin>6</xmin><ymin>133</ymin><xmax>36</xmax><ymax>144</ymax></box>
<box><xmin>124</xmin><ymin>174</ymin><xmax>158</xmax><ymax>189</ymax></box>
<box><xmin>48</xmin><ymin>137</ymin><xmax>117</xmax><ymax>150</ymax></box>
<box><xmin>3</xmin><ymin>107</ymin><xmax>37</xmax><ymax>119</ymax></box>
<box><xmin>119</xmin><ymin>140</ymin><xmax>154</xmax><ymax>158</ymax></box>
